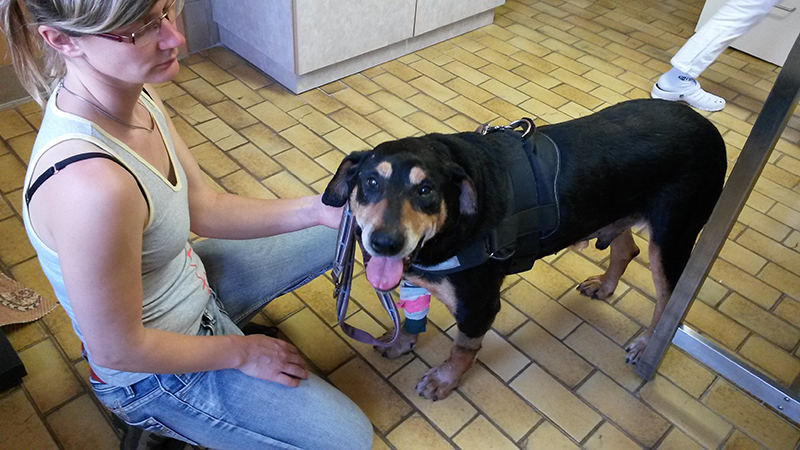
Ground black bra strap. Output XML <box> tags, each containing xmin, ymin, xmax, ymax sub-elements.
<box><xmin>26</xmin><ymin>152</ymin><xmax>146</xmax><ymax>206</ymax></box>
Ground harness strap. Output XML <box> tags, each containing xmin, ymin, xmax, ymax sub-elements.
<box><xmin>503</xmin><ymin>132</ymin><xmax>560</xmax><ymax>273</ymax></box>
<box><xmin>412</xmin><ymin>121</ymin><xmax>560</xmax><ymax>276</ymax></box>
<box><xmin>25</xmin><ymin>152</ymin><xmax>146</xmax><ymax>206</ymax></box>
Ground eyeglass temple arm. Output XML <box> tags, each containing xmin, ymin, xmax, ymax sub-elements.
<box><xmin>93</xmin><ymin>32</ymin><xmax>132</xmax><ymax>44</ymax></box>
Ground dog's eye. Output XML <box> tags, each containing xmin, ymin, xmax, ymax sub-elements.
<box><xmin>365</xmin><ymin>177</ymin><xmax>379</xmax><ymax>189</ymax></box>
<box><xmin>418</xmin><ymin>185</ymin><xmax>432</xmax><ymax>196</ymax></box>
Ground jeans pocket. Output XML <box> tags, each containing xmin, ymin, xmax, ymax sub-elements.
<box><xmin>212</xmin><ymin>290</ymin><xmax>229</xmax><ymax>316</ymax></box>
<box><xmin>128</xmin><ymin>416</ymin><xmax>200</xmax><ymax>446</ymax></box>
<box><xmin>92</xmin><ymin>384</ymin><xmax>134</xmax><ymax>415</ymax></box>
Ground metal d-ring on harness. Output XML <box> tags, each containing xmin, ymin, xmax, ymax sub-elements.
<box><xmin>477</xmin><ymin>117</ymin><xmax>536</xmax><ymax>140</ymax></box>
<box><xmin>332</xmin><ymin>204</ymin><xmax>400</xmax><ymax>346</ymax></box>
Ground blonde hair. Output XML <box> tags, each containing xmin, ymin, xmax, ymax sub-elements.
<box><xmin>0</xmin><ymin>0</ymin><xmax>157</xmax><ymax>106</ymax></box>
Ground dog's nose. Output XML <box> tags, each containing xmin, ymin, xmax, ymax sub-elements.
<box><xmin>370</xmin><ymin>229</ymin><xmax>405</xmax><ymax>256</ymax></box>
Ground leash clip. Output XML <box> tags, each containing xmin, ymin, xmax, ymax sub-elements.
<box><xmin>477</xmin><ymin>117</ymin><xmax>535</xmax><ymax>141</ymax></box>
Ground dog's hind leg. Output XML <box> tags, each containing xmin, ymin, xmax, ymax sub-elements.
<box><xmin>625</xmin><ymin>239</ymin><xmax>671</xmax><ymax>364</ymax></box>
<box><xmin>625</xmin><ymin>211</ymin><xmax>703</xmax><ymax>364</ymax></box>
<box><xmin>577</xmin><ymin>228</ymin><xmax>640</xmax><ymax>300</ymax></box>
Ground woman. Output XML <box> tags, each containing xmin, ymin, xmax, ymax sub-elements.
<box><xmin>1</xmin><ymin>0</ymin><xmax>373</xmax><ymax>448</ymax></box>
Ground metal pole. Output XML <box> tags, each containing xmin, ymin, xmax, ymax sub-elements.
<box><xmin>673</xmin><ymin>325</ymin><xmax>800</xmax><ymax>422</ymax></box>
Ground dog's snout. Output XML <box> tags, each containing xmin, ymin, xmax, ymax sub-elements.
<box><xmin>370</xmin><ymin>229</ymin><xmax>405</xmax><ymax>256</ymax></box>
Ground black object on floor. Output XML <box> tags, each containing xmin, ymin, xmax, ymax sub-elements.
<box><xmin>0</xmin><ymin>328</ymin><xmax>26</xmax><ymax>392</ymax></box>
<box><xmin>241</xmin><ymin>322</ymin><xmax>279</xmax><ymax>338</ymax></box>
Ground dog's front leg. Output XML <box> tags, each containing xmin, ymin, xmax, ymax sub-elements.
<box><xmin>375</xmin><ymin>280</ymin><xmax>429</xmax><ymax>358</ymax></box>
<box><xmin>416</xmin><ymin>331</ymin><xmax>482</xmax><ymax>401</ymax></box>
<box><xmin>375</xmin><ymin>326</ymin><xmax>419</xmax><ymax>358</ymax></box>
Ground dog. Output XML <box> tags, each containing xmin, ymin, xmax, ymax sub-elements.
<box><xmin>323</xmin><ymin>99</ymin><xmax>727</xmax><ymax>401</ymax></box>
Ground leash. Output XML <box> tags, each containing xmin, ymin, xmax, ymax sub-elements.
<box><xmin>332</xmin><ymin>204</ymin><xmax>400</xmax><ymax>347</ymax></box>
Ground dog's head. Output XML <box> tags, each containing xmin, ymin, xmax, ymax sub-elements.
<box><xmin>323</xmin><ymin>135</ymin><xmax>478</xmax><ymax>291</ymax></box>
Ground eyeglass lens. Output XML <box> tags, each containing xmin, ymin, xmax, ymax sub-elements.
<box><xmin>133</xmin><ymin>0</ymin><xmax>181</xmax><ymax>45</ymax></box>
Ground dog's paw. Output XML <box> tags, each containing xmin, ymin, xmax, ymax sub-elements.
<box><xmin>570</xmin><ymin>240</ymin><xmax>590</xmax><ymax>251</ymax></box>
<box><xmin>577</xmin><ymin>276</ymin><xmax>615</xmax><ymax>300</ymax></box>
<box><xmin>416</xmin><ymin>365</ymin><xmax>459</xmax><ymax>401</ymax></box>
<box><xmin>374</xmin><ymin>328</ymin><xmax>418</xmax><ymax>359</ymax></box>
<box><xmin>625</xmin><ymin>335</ymin><xmax>650</xmax><ymax>364</ymax></box>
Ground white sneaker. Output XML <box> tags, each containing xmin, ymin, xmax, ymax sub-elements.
<box><xmin>651</xmin><ymin>82</ymin><xmax>726</xmax><ymax>112</ymax></box>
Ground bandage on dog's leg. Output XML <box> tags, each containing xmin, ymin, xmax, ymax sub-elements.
<box><xmin>375</xmin><ymin>280</ymin><xmax>429</xmax><ymax>358</ymax></box>
<box><xmin>398</xmin><ymin>280</ymin><xmax>431</xmax><ymax>334</ymax></box>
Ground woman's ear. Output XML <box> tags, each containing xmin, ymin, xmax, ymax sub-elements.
<box><xmin>38</xmin><ymin>25</ymin><xmax>83</xmax><ymax>57</ymax></box>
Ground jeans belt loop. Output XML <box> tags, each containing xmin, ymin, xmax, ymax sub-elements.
<box><xmin>123</xmin><ymin>385</ymin><xmax>135</xmax><ymax>398</ymax></box>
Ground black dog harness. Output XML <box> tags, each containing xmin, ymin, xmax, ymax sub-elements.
<box><xmin>333</xmin><ymin>118</ymin><xmax>561</xmax><ymax>346</ymax></box>
<box><xmin>411</xmin><ymin>118</ymin><xmax>561</xmax><ymax>276</ymax></box>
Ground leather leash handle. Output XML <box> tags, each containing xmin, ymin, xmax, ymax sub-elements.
<box><xmin>333</xmin><ymin>205</ymin><xmax>400</xmax><ymax>347</ymax></box>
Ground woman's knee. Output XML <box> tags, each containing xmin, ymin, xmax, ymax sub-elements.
<box><xmin>322</xmin><ymin>400</ymin><xmax>373</xmax><ymax>450</ymax></box>
<box><xmin>301</xmin><ymin>225</ymin><xmax>338</xmax><ymax>267</ymax></box>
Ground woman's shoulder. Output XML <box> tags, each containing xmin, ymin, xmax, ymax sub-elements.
<box><xmin>29</xmin><ymin>138</ymin><xmax>114</xmax><ymax>180</ymax></box>
<box><xmin>27</xmin><ymin>137</ymin><xmax>145</xmax><ymax>212</ymax></box>
<box><xmin>26</xmin><ymin>138</ymin><xmax>149</xmax><ymax>250</ymax></box>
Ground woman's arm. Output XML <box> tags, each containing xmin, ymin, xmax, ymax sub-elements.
<box><xmin>34</xmin><ymin>145</ymin><xmax>307</xmax><ymax>387</ymax></box>
<box><xmin>145</xmin><ymin>84</ymin><xmax>342</xmax><ymax>239</ymax></box>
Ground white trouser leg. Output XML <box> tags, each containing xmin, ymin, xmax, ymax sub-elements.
<box><xmin>672</xmin><ymin>0</ymin><xmax>781</xmax><ymax>77</ymax></box>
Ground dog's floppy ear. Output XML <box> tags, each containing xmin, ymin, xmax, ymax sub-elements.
<box><xmin>448</xmin><ymin>164</ymin><xmax>477</xmax><ymax>215</ymax></box>
<box><xmin>322</xmin><ymin>151</ymin><xmax>368</xmax><ymax>206</ymax></box>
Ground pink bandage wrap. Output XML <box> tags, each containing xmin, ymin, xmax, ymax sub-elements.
<box><xmin>396</xmin><ymin>294</ymin><xmax>431</xmax><ymax>313</ymax></box>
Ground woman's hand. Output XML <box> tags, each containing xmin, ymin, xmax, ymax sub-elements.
<box><xmin>233</xmin><ymin>334</ymin><xmax>309</xmax><ymax>387</ymax></box>
<box><xmin>314</xmin><ymin>194</ymin><xmax>344</xmax><ymax>229</ymax></box>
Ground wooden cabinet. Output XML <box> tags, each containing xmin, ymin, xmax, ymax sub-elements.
<box><xmin>697</xmin><ymin>0</ymin><xmax>800</xmax><ymax>66</ymax></box>
<box><xmin>415</xmin><ymin>0</ymin><xmax>507</xmax><ymax>35</ymax></box>
<box><xmin>212</xmin><ymin>0</ymin><xmax>505</xmax><ymax>93</ymax></box>
<box><xmin>293</xmin><ymin>0</ymin><xmax>417</xmax><ymax>74</ymax></box>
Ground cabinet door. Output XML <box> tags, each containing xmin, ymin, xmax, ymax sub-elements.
<box><xmin>415</xmin><ymin>0</ymin><xmax>505</xmax><ymax>36</ymax></box>
<box><xmin>697</xmin><ymin>0</ymin><xmax>800</xmax><ymax>66</ymax></box>
<box><xmin>294</xmin><ymin>0</ymin><xmax>416</xmax><ymax>74</ymax></box>
<box><xmin>212</xmin><ymin>0</ymin><xmax>297</xmax><ymax>73</ymax></box>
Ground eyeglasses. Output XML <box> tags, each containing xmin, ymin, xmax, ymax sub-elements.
<box><xmin>95</xmin><ymin>0</ymin><xmax>184</xmax><ymax>46</ymax></box>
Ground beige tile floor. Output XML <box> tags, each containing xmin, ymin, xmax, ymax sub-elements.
<box><xmin>2</xmin><ymin>0</ymin><xmax>800</xmax><ymax>448</ymax></box>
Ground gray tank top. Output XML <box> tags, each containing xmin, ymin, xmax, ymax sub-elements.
<box><xmin>22</xmin><ymin>85</ymin><xmax>210</xmax><ymax>386</ymax></box>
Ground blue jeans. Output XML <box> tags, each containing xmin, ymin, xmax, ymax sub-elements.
<box><xmin>92</xmin><ymin>226</ymin><xmax>373</xmax><ymax>449</ymax></box>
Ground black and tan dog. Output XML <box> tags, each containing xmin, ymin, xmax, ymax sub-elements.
<box><xmin>323</xmin><ymin>99</ymin><xmax>726</xmax><ymax>401</ymax></box>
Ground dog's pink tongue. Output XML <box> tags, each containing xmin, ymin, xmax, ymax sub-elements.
<box><xmin>366</xmin><ymin>256</ymin><xmax>404</xmax><ymax>291</ymax></box>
